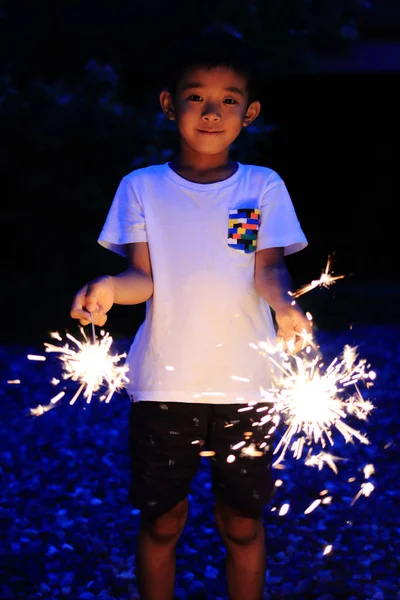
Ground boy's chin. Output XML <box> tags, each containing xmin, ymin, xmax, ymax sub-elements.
<box><xmin>190</xmin><ymin>141</ymin><xmax>232</xmax><ymax>155</ymax></box>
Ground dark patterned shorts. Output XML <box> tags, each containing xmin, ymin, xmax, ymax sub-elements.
<box><xmin>128</xmin><ymin>400</ymin><xmax>276</xmax><ymax>519</ymax></box>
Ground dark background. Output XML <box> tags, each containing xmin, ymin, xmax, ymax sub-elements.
<box><xmin>1</xmin><ymin>1</ymin><xmax>399</xmax><ymax>345</ymax></box>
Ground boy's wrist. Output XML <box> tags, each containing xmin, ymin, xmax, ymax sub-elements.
<box><xmin>100</xmin><ymin>274</ymin><xmax>116</xmax><ymax>297</ymax></box>
<box><xmin>267</xmin><ymin>289</ymin><xmax>293</xmax><ymax>312</ymax></box>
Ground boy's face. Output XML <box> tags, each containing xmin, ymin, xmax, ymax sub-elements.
<box><xmin>160</xmin><ymin>66</ymin><xmax>260</xmax><ymax>157</ymax></box>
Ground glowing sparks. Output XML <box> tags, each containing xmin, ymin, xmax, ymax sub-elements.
<box><xmin>289</xmin><ymin>255</ymin><xmax>346</xmax><ymax>298</ymax></box>
<box><xmin>350</xmin><ymin>481</ymin><xmax>375</xmax><ymax>506</ymax></box>
<box><xmin>278</xmin><ymin>503</ymin><xmax>290</xmax><ymax>516</ymax></box>
<box><xmin>321</xmin><ymin>496</ymin><xmax>332</xmax><ymax>505</ymax></box>
<box><xmin>29</xmin><ymin>401</ymin><xmax>59</xmax><ymax>417</ymax></box>
<box><xmin>363</xmin><ymin>463</ymin><xmax>375</xmax><ymax>479</ymax></box>
<box><xmin>304</xmin><ymin>451</ymin><xmax>346</xmax><ymax>474</ymax></box>
<box><xmin>30</xmin><ymin>324</ymin><xmax>129</xmax><ymax>416</ymax></box>
<box><xmin>232</xmin><ymin>441</ymin><xmax>246</xmax><ymax>451</ymax></box>
<box><xmin>260</xmin><ymin>343</ymin><xmax>375</xmax><ymax>467</ymax></box>
<box><xmin>323</xmin><ymin>545</ymin><xmax>333</xmax><ymax>556</ymax></box>
<box><xmin>240</xmin><ymin>443</ymin><xmax>264</xmax><ymax>457</ymax></box>
<box><xmin>304</xmin><ymin>499</ymin><xmax>322</xmax><ymax>514</ymax></box>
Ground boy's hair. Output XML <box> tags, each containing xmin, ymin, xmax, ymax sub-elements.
<box><xmin>162</xmin><ymin>30</ymin><xmax>261</xmax><ymax>104</ymax></box>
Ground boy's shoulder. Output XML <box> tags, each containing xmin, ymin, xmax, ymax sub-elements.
<box><xmin>122</xmin><ymin>163</ymin><xmax>166</xmax><ymax>185</ymax></box>
<box><xmin>242</xmin><ymin>163</ymin><xmax>284</xmax><ymax>188</ymax></box>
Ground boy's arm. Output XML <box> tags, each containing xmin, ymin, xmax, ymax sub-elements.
<box><xmin>254</xmin><ymin>247</ymin><xmax>312</xmax><ymax>351</ymax></box>
<box><xmin>70</xmin><ymin>242</ymin><xmax>153</xmax><ymax>326</ymax></box>
<box><xmin>112</xmin><ymin>241</ymin><xmax>153</xmax><ymax>304</ymax></box>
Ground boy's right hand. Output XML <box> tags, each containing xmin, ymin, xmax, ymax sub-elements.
<box><xmin>70</xmin><ymin>275</ymin><xmax>115</xmax><ymax>326</ymax></box>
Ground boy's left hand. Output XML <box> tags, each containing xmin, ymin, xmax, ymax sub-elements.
<box><xmin>274</xmin><ymin>303</ymin><xmax>313</xmax><ymax>354</ymax></box>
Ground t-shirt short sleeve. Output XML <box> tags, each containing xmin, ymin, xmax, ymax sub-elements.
<box><xmin>257</xmin><ymin>174</ymin><xmax>308</xmax><ymax>256</ymax></box>
<box><xmin>97</xmin><ymin>176</ymin><xmax>147</xmax><ymax>257</ymax></box>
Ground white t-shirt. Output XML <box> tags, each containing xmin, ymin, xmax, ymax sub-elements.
<box><xmin>98</xmin><ymin>162</ymin><xmax>308</xmax><ymax>404</ymax></box>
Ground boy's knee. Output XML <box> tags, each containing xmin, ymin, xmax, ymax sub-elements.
<box><xmin>215</xmin><ymin>502</ymin><xmax>263</xmax><ymax>546</ymax></box>
<box><xmin>223</xmin><ymin>518</ymin><xmax>261</xmax><ymax>546</ymax></box>
<box><xmin>141</xmin><ymin>498</ymin><xmax>188</xmax><ymax>542</ymax></box>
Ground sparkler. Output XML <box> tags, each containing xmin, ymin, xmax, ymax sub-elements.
<box><xmin>29</xmin><ymin>315</ymin><xmax>129</xmax><ymax>416</ymax></box>
<box><xmin>257</xmin><ymin>344</ymin><xmax>375</xmax><ymax>467</ymax></box>
<box><xmin>289</xmin><ymin>254</ymin><xmax>346</xmax><ymax>298</ymax></box>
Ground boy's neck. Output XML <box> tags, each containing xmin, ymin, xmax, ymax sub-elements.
<box><xmin>170</xmin><ymin>148</ymin><xmax>238</xmax><ymax>184</ymax></box>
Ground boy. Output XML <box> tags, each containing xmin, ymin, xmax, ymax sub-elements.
<box><xmin>70</xmin><ymin>31</ymin><xmax>312</xmax><ymax>600</ymax></box>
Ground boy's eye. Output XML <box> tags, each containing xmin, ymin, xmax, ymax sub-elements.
<box><xmin>186</xmin><ymin>95</ymin><xmax>238</xmax><ymax>104</ymax></box>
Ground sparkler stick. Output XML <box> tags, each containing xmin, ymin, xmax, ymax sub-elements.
<box><xmin>90</xmin><ymin>312</ymin><xmax>96</xmax><ymax>344</ymax></box>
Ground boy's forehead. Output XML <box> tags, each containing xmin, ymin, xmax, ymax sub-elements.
<box><xmin>178</xmin><ymin>66</ymin><xmax>248</xmax><ymax>93</ymax></box>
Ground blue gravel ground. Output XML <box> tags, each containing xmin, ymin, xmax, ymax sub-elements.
<box><xmin>1</xmin><ymin>323</ymin><xmax>399</xmax><ymax>600</ymax></box>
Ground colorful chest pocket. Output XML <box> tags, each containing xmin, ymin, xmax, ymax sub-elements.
<box><xmin>228</xmin><ymin>208</ymin><xmax>260</xmax><ymax>253</ymax></box>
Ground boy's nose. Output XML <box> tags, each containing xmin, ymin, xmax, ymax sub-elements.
<box><xmin>201</xmin><ymin>105</ymin><xmax>221</xmax><ymax>120</ymax></box>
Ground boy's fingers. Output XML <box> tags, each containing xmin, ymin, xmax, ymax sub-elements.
<box><xmin>79</xmin><ymin>316</ymin><xmax>91</xmax><ymax>326</ymax></box>
<box><xmin>70</xmin><ymin>285</ymin><xmax>98</xmax><ymax>316</ymax></box>
<box><xmin>85</xmin><ymin>283</ymin><xmax>104</xmax><ymax>313</ymax></box>
<box><xmin>70</xmin><ymin>306</ymin><xmax>91</xmax><ymax>321</ymax></box>
<box><xmin>86</xmin><ymin>308</ymin><xmax>107</xmax><ymax>327</ymax></box>
<box><xmin>97</xmin><ymin>313</ymin><xmax>108</xmax><ymax>327</ymax></box>
<box><xmin>70</xmin><ymin>287</ymin><xmax>88</xmax><ymax>312</ymax></box>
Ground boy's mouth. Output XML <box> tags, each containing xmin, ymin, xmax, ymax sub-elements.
<box><xmin>197</xmin><ymin>129</ymin><xmax>224</xmax><ymax>135</ymax></box>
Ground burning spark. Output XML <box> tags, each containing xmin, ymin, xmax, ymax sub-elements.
<box><xmin>7</xmin><ymin>380</ymin><xmax>21</xmax><ymax>384</ymax></box>
<box><xmin>232</xmin><ymin>441</ymin><xmax>246</xmax><ymax>450</ymax></box>
<box><xmin>304</xmin><ymin>499</ymin><xmax>322</xmax><ymax>514</ymax></box>
<box><xmin>27</xmin><ymin>354</ymin><xmax>46</xmax><ymax>361</ymax></box>
<box><xmin>289</xmin><ymin>255</ymin><xmax>346</xmax><ymax>298</ymax></box>
<box><xmin>278</xmin><ymin>503</ymin><xmax>290</xmax><ymax>516</ymax></box>
<box><xmin>262</xmin><ymin>343</ymin><xmax>375</xmax><ymax>467</ymax></box>
<box><xmin>323</xmin><ymin>545</ymin><xmax>333</xmax><ymax>556</ymax></box>
<box><xmin>304</xmin><ymin>451</ymin><xmax>347</xmax><ymax>474</ymax></box>
<box><xmin>350</xmin><ymin>481</ymin><xmax>375</xmax><ymax>506</ymax></box>
<box><xmin>29</xmin><ymin>403</ymin><xmax>57</xmax><ymax>417</ymax></box>
<box><xmin>363</xmin><ymin>464</ymin><xmax>375</xmax><ymax>479</ymax></box>
<box><xmin>322</xmin><ymin>496</ymin><xmax>332</xmax><ymax>505</ymax></box>
<box><xmin>30</xmin><ymin>320</ymin><xmax>129</xmax><ymax>415</ymax></box>
<box><xmin>240</xmin><ymin>443</ymin><xmax>264</xmax><ymax>457</ymax></box>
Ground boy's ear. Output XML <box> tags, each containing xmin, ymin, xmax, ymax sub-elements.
<box><xmin>242</xmin><ymin>100</ymin><xmax>261</xmax><ymax>127</ymax></box>
<box><xmin>160</xmin><ymin>90</ymin><xmax>176</xmax><ymax>120</ymax></box>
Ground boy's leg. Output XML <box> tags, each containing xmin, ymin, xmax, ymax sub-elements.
<box><xmin>128</xmin><ymin>400</ymin><xmax>207</xmax><ymax>600</ymax></box>
<box><xmin>214</xmin><ymin>501</ymin><xmax>266</xmax><ymax>600</ymax></box>
<box><xmin>136</xmin><ymin>497</ymin><xmax>188</xmax><ymax>600</ymax></box>
<box><xmin>208</xmin><ymin>403</ymin><xmax>275</xmax><ymax>600</ymax></box>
